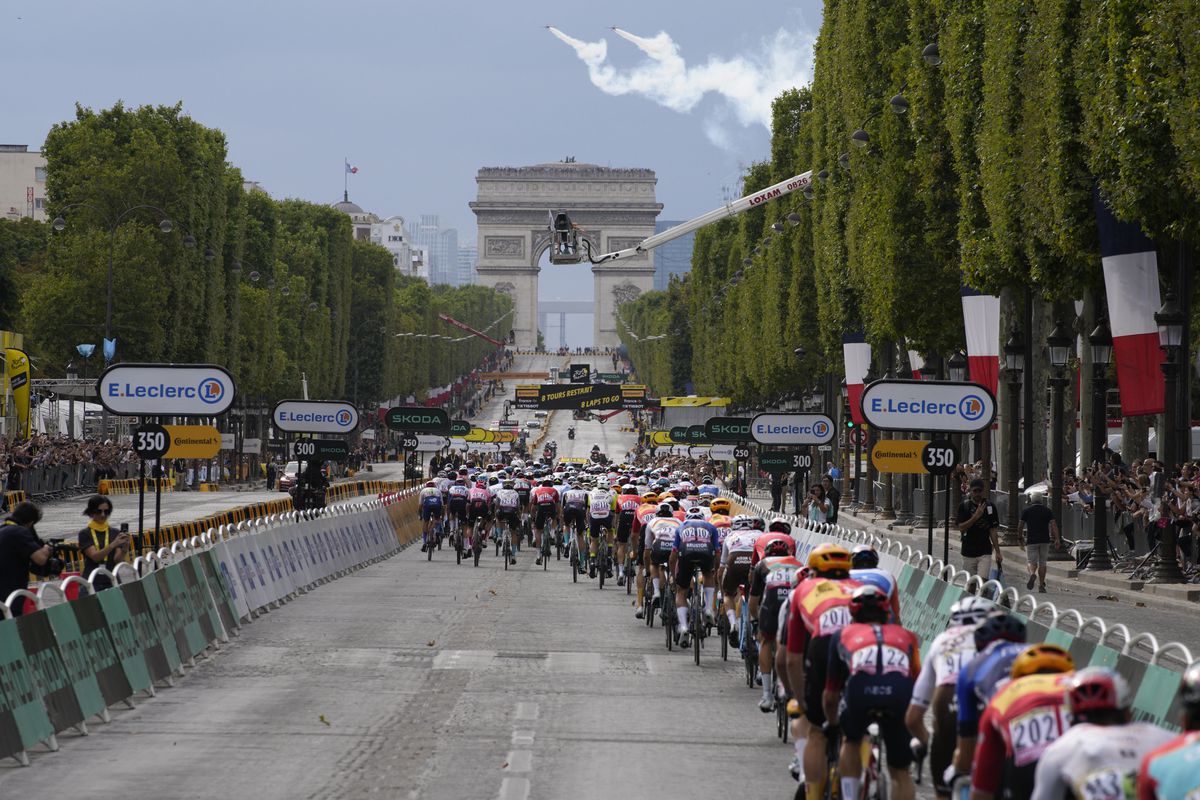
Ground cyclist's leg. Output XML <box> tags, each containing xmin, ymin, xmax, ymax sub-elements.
<box><xmin>701</xmin><ymin>565</ymin><xmax>716</xmax><ymax>621</ymax></box>
<box><xmin>674</xmin><ymin>556</ymin><xmax>691</xmax><ymax>635</ymax></box>
<box><xmin>802</xmin><ymin>635</ymin><xmax>833</xmax><ymax>800</ymax></box>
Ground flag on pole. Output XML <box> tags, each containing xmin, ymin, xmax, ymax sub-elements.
<box><xmin>345</xmin><ymin>161</ymin><xmax>359</xmax><ymax>174</ymax></box>
<box><xmin>842</xmin><ymin>333</ymin><xmax>872</xmax><ymax>424</ymax></box>
<box><xmin>961</xmin><ymin>288</ymin><xmax>1000</xmax><ymax>395</ymax></box>
<box><xmin>906</xmin><ymin>348</ymin><xmax>925</xmax><ymax>380</ymax></box>
<box><xmin>1095</xmin><ymin>193</ymin><xmax>1164</xmax><ymax>416</ymax></box>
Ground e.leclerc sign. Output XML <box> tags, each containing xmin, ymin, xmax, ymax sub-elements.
<box><xmin>860</xmin><ymin>379</ymin><xmax>996</xmax><ymax>434</ymax></box>
<box><xmin>750</xmin><ymin>413</ymin><xmax>835</xmax><ymax>445</ymax></box>
<box><xmin>273</xmin><ymin>400</ymin><xmax>359</xmax><ymax>434</ymax></box>
<box><xmin>97</xmin><ymin>363</ymin><xmax>235</xmax><ymax>417</ymax></box>
<box><xmin>385</xmin><ymin>406</ymin><xmax>450</xmax><ymax>434</ymax></box>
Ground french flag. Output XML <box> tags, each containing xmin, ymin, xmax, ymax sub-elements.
<box><xmin>961</xmin><ymin>288</ymin><xmax>1000</xmax><ymax>395</ymax></box>
<box><xmin>345</xmin><ymin>161</ymin><xmax>359</xmax><ymax>174</ymax></box>
<box><xmin>907</xmin><ymin>348</ymin><xmax>925</xmax><ymax>380</ymax></box>
<box><xmin>1095</xmin><ymin>193</ymin><xmax>1164</xmax><ymax>416</ymax></box>
<box><xmin>843</xmin><ymin>333</ymin><xmax>872</xmax><ymax>424</ymax></box>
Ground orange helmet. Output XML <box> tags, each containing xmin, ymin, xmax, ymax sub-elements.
<box><xmin>710</xmin><ymin>498</ymin><xmax>732</xmax><ymax>514</ymax></box>
<box><xmin>1010</xmin><ymin>644</ymin><xmax>1075</xmax><ymax>679</ymax></box>
<box><xmin>807</xmin><ymin>543</ymin><xmax>852</xmax><ymax>575</ymax></box>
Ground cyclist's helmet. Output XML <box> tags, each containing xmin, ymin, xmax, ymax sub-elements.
<box><xmin>701</xmin><ymin>475</ymin><xmax>714</xmax><ymax>484</ymax></box>
<box><xmin>596</xmin><ymin>477</ymin><xmax>610</xmax><ymax>489</ymax></box>
<box><xmin>748</xmin><ymin>516</ymin><xmax>767</xmax><ymax>531</ymax></box>
<box><xmin>973</xmin><ymin>610</ymin><xmax>1027</xmax><ymax>651</ymax></box>
<box><xmin>949</xmin><ymin>596</ymin><xmax>993</xmax><ymax>627</ymax></box>
<box><xmin>730</xmin><ymin>514</ymin><xmax>753</xmax><ymax>531</ymax></box>
<box><xmin>503</xmin><ymin>480</ymin><xmax>515</xmax><ymax>489</ymax></box>
<box><xmin>488</xmin><ymin>476</ymin><xmax>499</xmax><ymax>486</ymax></box>
<box><xmin>762</xmin><ymin>537</ymin><xmax>795</xmax><ymax>558</ymax></box>
<box><xmin>656</xmin><ymin>503</ymin><xmax>675</xmax><ymax>517</ymax></box>
<box><xmin>710</xmin><ymin>498</ymin><xmax>732</xmax><ymax>515</ymax></box>
<box><xmin>621</xmin><ymin>484</ymin><xmax>636</xmax><ymax>494</ymax></box>
<box><xmin>541</xmin><ymin>479</ymin><xmax>553</xmax><ymax>487</ymax></box>
<box><xmin>1065</xmin><ymin>667</ymin><xmax>1131</xmax><ymax>720</ymax></box>
<box><xmin>684</xmin><ymin>507</ymin><xmax>706</xmax><ymax>521</ymax></box>
<box><xmin>1180</xmin><ymin>662</ymin><xmax>1200</xmax><ymax>714</ymax></box>
<box><xmin>641</xmin><ymin>491</ymin><xmax>658</xmax><ymax>502</ymax></box>
<box><xmin>767</xmin><ymin>518</ymin><xmax>792</xmax><ymax>535</ymax></box>
<box><xmin>454</xmin><ymin>477</ymin><xmax>465</xmax><ymax>484</ymax></box>
<box><xmin>850</xmin><ymin>544</ymin><xmax>879</xmax><ymax>570</ymax></box>
<box><xmin>425</xmin><ymin>480</ymin><xmax>436</xmax><ymax>488</ymax></box>
<box><xmin>807</xmin><ymin>543</ymin><xmax>853</xmax><ymax>576</ymax></box>
<box><xmin>849</xmin><ymin>585</ymin><xmax>890</xmax><ymax>622</ymax></box>
<box><xmin>1010</xmin><ymin>643</ymin><xmax>1075</xmax><ymax>679</ymax></box>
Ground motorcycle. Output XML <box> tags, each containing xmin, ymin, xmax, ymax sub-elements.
<box><xmin>567</xmin><ymin>427</ymin><xmax>575</xmax><ymax>440</ymax></box>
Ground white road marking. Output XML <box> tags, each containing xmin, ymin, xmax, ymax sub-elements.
<box><xmin>514</xmin><ymin>701</ymin><xmax>539</xmax><ymax>721</ymax></box>
<box><xmin>503</xmin><ymin>750</ymin><xmax>532</xmax><ymax>772</ymax></box>
<box><xmin>497</xmin><ymin>777</ymin><xmax>531</xmax><ymax>800</ymax></box>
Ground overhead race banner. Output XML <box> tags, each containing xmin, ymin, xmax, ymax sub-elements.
<box><xmin>97</xmin><ymin>363</ymin><xmax>236</xmax><ymax>416</ymax></box>
<box><xmin>860</xmin><ymin>379</ymin><xmax>996</xmax><ymax>434</ymax></box>
<box><xmin>513</xmin><ymin>383</ymin><xmax>646</xmax><ymax>411</ymax></box>
<box><xmin>660</xmin><ymin>396</ymin><xmax>731</xmax><ymax>407</ymax></box>
<box><xmin>750</xmin><ymin>413</ymin><xmax>835</xmax><ymax>445</ymax></box>
<box><xmin>273</xmin><ymin>400</ymin><xmax>358</xmax><ymax>434</ymax></box>
<box><xmin>703</xmin><ymin>416</ymin><xmax>753</xmax><ymax>443</ymax></box>
<box><xmin>385</xmin><ymin>406</ymin><xmax>450</xmax><ymax>434</ymax></box>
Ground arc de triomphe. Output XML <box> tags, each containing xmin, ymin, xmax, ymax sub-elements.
<box><xmin>469</xmin><ymin>162</ymin><xmax>663</xmax><ymax>350</ymax></box>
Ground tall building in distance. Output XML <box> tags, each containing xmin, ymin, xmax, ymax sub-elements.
<box><xmin>0</xmin><ymin>144</ymin><xmax>47</xmax><ymax>222</ymax></box>
<box><xmin>370</xmin><ymin>215</ymin><xmax>426</xmax><ymax>280</ymax></box>
<box><xmin>407</xmin><ymin>214</ymin><xmax>465</xmax><ymax>286</ymax></box>
<box><xmin>457</xmin><ymin>245</ymin><xmax>477</xmax><ymax>286</ymax></box>
<box><xmin>653</xmin><ymin>220</ymin><xmax>696</xmax><ymax>291</ymax></box>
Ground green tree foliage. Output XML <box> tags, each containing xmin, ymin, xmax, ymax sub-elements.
<box><xmin>6</xmin><ymin>102</ymin><xmax>512</xmax><ymax>411</ymax></box>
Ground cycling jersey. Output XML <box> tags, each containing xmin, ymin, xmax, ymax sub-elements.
<box><xmin>588</xmin><ymin>489</ymin><xmax>616</xmax><ymax>519</ymax></box>
<box><xmin>513</xmin><ymin>479</ymin><xmax>532</xmax><ymax>504</ymax></box>
<box><xmin>957</xmin><ymin>640</ymin><xmax>1025</xmax><ymax>736</ymax></box>
<box><xmin>672</xmin><ymin>519</ymin><xmax>718</xmax><ymax>556</ymax></box>
<box><xmin>494</xmin><ymin>489</ymin><xmax>521</xmax><ymax>510</ymax></box>
<box><xmin>434</xmin><ymin>476</ymin><xmax>451</xmax><ymax>496</ymax></box>
<box><xmin>721</xmin><ymin>530</ymin><xmax>761</xmax><ymax>566</ymax></box>
<box><xmin>785</xmin><ymin>576</ymin><xmax>863</xmax><ymax>655</ymax></box>
<box><xmin>562</xmin><ymin>488</ymin><xmax>588</xmax><ymax>509</ymax></box>
<box><xmin>911</xmin><ymin>623</ymin><xmax>976</xmax><ymax>708</ymax></box>
<box><xmin>644</xmin><ymin>516</ymin><xmax>680</xmax><ymax>552</ymax></box>
<box><xmin>1139</xmin><ymin>730</ymin><xmax>1200</xmax><ymax>800</ymax></box>
<box><xmin>850</xmin><ymin>567</ymin><xmax>901</xmax><ymax>621</ymax></box>
<box><xmin>616</xmin><ymin>494</ymin><xmax>642</xmax><ymax>517</ymax></box>
<box><xmin>467</xmin><ymin>487</ymin><xmax>492</xmax><ymax>508</ymax></box>
<box><xmin>418</xmin><ymin>487</ymin><xmax>442</xmax><ymax>505</ymax></box>
<box><xmin>531</xmin><ymin>486</ymin><xmax>560</xmax><ymax>506</ymax></box>
<box><xmin>697</xmin><ymin>483</ymin><xmax>721</xmax><ymax>497</ymax></box>
<box><xmin>448</xmin><ymin>484</ymin><xmax>469</xmax><ymax>501</ymax></box>
<box><xmin>750</xmin><ymin>555</ymin><xmax>803</xmax><ymax>606</ymax></box>
<box><xmin>972</xmin><ymin>673</ymin><xmax>1073</xmax><ymax>799</ymax></box>
<box><xmin>1032</xmin><ymin>721</ymin><xmax>1173</xmax><ymax>800</ymax></box>
<box><xmin>827</xmin><ymin>622</ymin><xmax>921</xmax><ymax>685</ymax></box>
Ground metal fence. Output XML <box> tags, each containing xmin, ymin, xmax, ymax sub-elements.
<box><xmin>7</xmin><ymin>462</ymin><xmax>139</xmax><ymax>500</ymax></box>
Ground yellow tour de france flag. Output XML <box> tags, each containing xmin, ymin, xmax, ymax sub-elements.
<box><xmin>5</xmin><ymin>348</ymin><xmax>31</xmax><ymax>438</ymax></box>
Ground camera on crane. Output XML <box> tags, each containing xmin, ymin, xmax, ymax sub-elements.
<box><xmin>547</xmin><ymin>211</ymin><xmax>584</xmax><ymax>264</ymax></box>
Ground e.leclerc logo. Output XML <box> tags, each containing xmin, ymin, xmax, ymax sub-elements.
<box><xmin>336</xmin><ymin>409</ymin><xmax>354</xmax><ymax>427</ymax></box>
<box><xmin>812</xmin><ymin>420</ymin><xmax>830</xmax><ymax>438</ymax></box>
<box><xmin>199</xmin><ymin>378</ymin><xmax>225</xmax><ymax>405</ymax></box>
<box><xmin>958</xmin><ymin>395</ymin><xmax>985</xmax><ymax>422</ymax></box>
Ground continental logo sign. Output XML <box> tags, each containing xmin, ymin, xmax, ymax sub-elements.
<box><xmin>514</xmin><ymin>383</ymin><xmax>646</xmax><ymax>411</ymax></box>
<box><xmin>870</xmin><ymin>440</ymin><xmax>929</xmax><ymax>474</ymax></box>
<box><xmin>660</xmin><ymin>396</ymin><xmax>731</xmax><ymax>407</ymax></box>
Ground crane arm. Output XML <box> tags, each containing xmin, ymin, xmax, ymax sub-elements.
<box><xmin>586</xmin><ymin>169</ymin><xmax>814</xmax><ymax>264</ymax></box>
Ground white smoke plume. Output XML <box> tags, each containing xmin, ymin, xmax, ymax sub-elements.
<box><xmin>547</xmin><ymin>26</ymin><xmax>814</xmax><ymax>147</ymax></box>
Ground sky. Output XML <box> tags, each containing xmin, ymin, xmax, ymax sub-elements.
<box><xmin>3</xmin><ymin>0</ymin><xmax>823</xmax><ymax>344</ymax></box>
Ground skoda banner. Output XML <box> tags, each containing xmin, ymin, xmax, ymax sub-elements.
<box><xmin>273</xmin><ymin>400</ymin><xmax>359</xmax><ymax>434</ymax></box>
<box><xmin>860</xmin><ymin>379</ymin><xmax>996</xmax><ymax>434</ymax></box>
<box><xmin>750</xmin><ymin>413</ymin><xmax>835</xmax><ymax>445</ymax></box>
<box><xmin>385</xmin><ymin>406</ymin><xmax>450</xmax><ymax>434</ymax></box>
<box><xmin>703</xmin><ymin>416</ymin><xmax>753</xmax><ymax>443</ymax></box>
<box><xmin>97</xmin><ymin>363</ymin><xmax>236</xmax><ymax>417</ymax></box>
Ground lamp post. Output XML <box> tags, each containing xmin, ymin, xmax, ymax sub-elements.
<box><xmin>1046</xmin><ymin>321</ymin><xmax>1072</xmax><ymax>530</ymax></box>
<box><xmin>1086</xmin><ymin>321</ymin><xmax>1114</xmax><ymax>571</ymax></box>
<box><xmin>840</xmin><ymin>378</ymin><xmax>852</xmax><ymax>504</ymax></box>
<box><xmin>65</xmin><ymin>361</ymin><xmax>78</xmax><ymax>440</ymax></box>
<box><xmin>1002</xmin><ymin>332</ymin><xmax>1024</xmax><ymax>543</ymax></box>
<box><xmin>1153</xmin><ymin>292</ymin><xmax>1186</xmax><ymax>582</ymax></box>
<box><xmin>948</xmin><ymin>351</ymin><xmax>968</xmax><ymax>510</ymax></box>
<box><xmin>879</xmin><ymin>345</ymin><xmax>897</xmax><ymax>520</ymax></box>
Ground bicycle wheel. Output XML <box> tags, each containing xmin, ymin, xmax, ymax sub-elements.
<box><xmin>473</xmin><ymin>526</ymin><xmax>481</xmax><ymax>568</ymax></box>
<box><xmin>867</xmin><ymin>732</ymin><xmax>887</xmax><ymax>800</ymax></box>
<box><xmin>455</xmin><ymin>528</ymin><xmax>462</xmax><ymax>565</ymax></box>
<box><xmin>571</xmin><ymin>543</ymin><xmax>578</xmax><ymax>584</ymax></box>
<box><xmin>718</xmin><ymin>611</ymin><xmax>728</xmax><ymax>661</ymax></box>
<box><xmin>664</xmin><ymin>594</ymin><xmax>674</xmax><ymax>650</ymax></box>
<box><xmin>427</xmin><ymin>530</ymin><xmax>433</xmax><ymax>561</ymax></box>
<box><xmin>691</xmin><ymin>587</ymin><xmax>701</xmax><ymax>665</ymax></box>
<box><xmin>625</xmin><ymin>556</ymin><xmax>634</xmax><ymax>596</ymax></box>
<box><xmin>495</xmin><ymin>527</ymin><xmax>501</xmax><ymax>557</ymax></box>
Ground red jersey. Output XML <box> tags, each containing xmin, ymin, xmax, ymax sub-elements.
<box><xmin>633</xmin><ymin>503</ymin><xmax>658</xmax><ymax>538</ymax></box>
<box><xmin>531</xmin><ymin>486</ymin><xmax>560</xmax><ymax>506</ymax></box>
<box><xmin>753</xmin><ymin>532</ymin><xmax>792</xmax><ymax>565</ymax></box>
<box><xmin>617</xmin><ymin>494</ymin><xmax>642</xmax><ymax>515</ymax></box>
<box><xmin>785</xmin><ymin>576</ymin><xmax>862</xmax><ymax>655</ymax></box>
<box><xmin>971</xmin><ymin>673</ymin><xmax>1073</xmax><ymax>797</ymax></box>
<box><xmin>826</xmin><ymin>623</ymin><xmax>921</xmax><ymax>691</ymax></box>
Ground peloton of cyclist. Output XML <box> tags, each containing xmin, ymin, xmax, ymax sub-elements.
<box><xmin>668</xmin><ymin>506</ymin><xmax>719</xmax><ymax>649</ymax></box>
<box><xmin>823</xmin><ymin>584</ymin><xmax>922</xmax><ymax>800</ymax></box>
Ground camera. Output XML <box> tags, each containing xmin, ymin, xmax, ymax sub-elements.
<box><xmin>31</xmin><ymin>538</ymin><xmax>69</xmax><ymax>578</ymax></box>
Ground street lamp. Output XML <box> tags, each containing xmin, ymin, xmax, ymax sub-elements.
<box><xmin>948</xmin><ymin>351</ymin><xmax>967</xmax><ymax>382</ymax></box>
<box><xmin>1003</xmin><ymin>332</ymin><xmax>1024</xmax><ymax>541</ymax></box>
<box><xmin>922</xmin><ymin>42</ymin><xmax>942</xmax><ymax>66</ymax></box>
<box><xmin>1153</xmin><ymin>292</ymin><xmax>1186</xmax><ymax>582</ymax></box>
<box><xmin>1046</xmin><ymin>321</ymin><xmax>1071</xmax><ymax>527</ymax></box>
<box><xmin>1086</xmin><ymin>320</ymin><xmax>1114</xmax><ymax>571</ymax></box>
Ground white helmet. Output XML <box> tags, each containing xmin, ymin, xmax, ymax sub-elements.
<box><xmin>949</xmin><ymin>596</ymin><xmax>993</xmax><ymax>627</ymax></box>
<box><xmin>596</xmin><ymin>477</ymin><xmax>610</xmax><ymax>489</ymax></box>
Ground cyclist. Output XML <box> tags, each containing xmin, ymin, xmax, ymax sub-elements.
<box><xmin>494</xmin><ymin>479</ymin><xmax>522</xmax><ymax>563</ymax></box>
<box><xmin>697</xmin><ymin>474</ymin><xmax>721</xmax><ymax>497</ymax></box>
<box><xmin>849</xmin><ymin>543</ymin><xmax>902</xmax><ymax>621</ymax></box>
<box><xmin>971</xmin><ymin>643</ymin><xmax>1076</xmax><ymax>800</ymax></box>
<box><xmin>587</xmin><ymin>477</ymin><xmax>618</xmax><ymax>580</ymax></box>
<box><xmin>668</xmin><ymin>507</ymin><xmax>719</xmax><ymax>648</ymax></box>
<box><xmin>747</xmin><ymin>531</ymin><xmax>801</xmax><ymax>711</ymax></box>
<box><xmin>446</xmin><ymin>477</ymin><xmax>470</xmax><ymax>536</ymax></box>
<box><xmin>513</xmin><ymin>471</ymin><xmax>533</xmax><ymax>544</ymax></box>
<box><xmin>717</xmin><ymin>515</ymin><xmax>761</xmax><ymax>646</ymax></box>
<box><xmin>418</xmin><ymin>480</ymin><xmax>444</xmax><ymax>551</ymax></box>
<box><xmin>785</xmin><ymin>543</ymin><xmax>861</xmax><ymax>800</ymax></box>
<box><xmin>1032</xmin><ymin>667</ymin><xmax>1172</xmax><ymax>800</ymax></box>
<box><xmin>948</xmin><ymin>610</ymin><xmax>1028</xmax><ymax>789</ymax></box>
<box><xmin>562</xmin><ymin>481</ymin><xmax>589</xmax><ymax>572</ymax></box>
<box><xmin>615</xmin><ymin>483</ymin><xmax>642</xmax><ymax>586</ymax></box>
<box><xmin>823</xmin><ymin>584</ymin><xmax>922</xmax><ymax>800</ymax></box>
<box><xmin>638</xmin><ymin>503</ymin><xmax>681</xmax><ymax>619</ymax></box>
<box><xmin>1138</xmin><ymin>662</ymin><xmax>1200</xmax><ymax>799</ymax></box>
<box><xmin>466</xmin><ymin>480</ymin><xmax>493</xmax><ymax>551</ymax></box>
<box><xmin>530</xmin><ymin>478</ymin><xmax>561</xmax><ymax>566</ymax></box>
<box><xmin>905</xmin><ymin>596</ymin><xmax>992</xmax><ymax>798</ymax></box>
<box><xmin>632</xmin><ymin>492</ymin><xmax>661</xmax><ymax>609</ymax></box>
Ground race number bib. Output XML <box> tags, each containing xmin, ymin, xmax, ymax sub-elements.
<box><xmin>1074</xmin><ymin>767</ymin><xmax>1131</xmax><ymax>800</ymax></box>
<box><xmin>1007</xmin><ymin>707</ymin><xmax>1063</xmax><ymax>766</ymax></box>
<box><xmin>850</xmin><ymin>645</ymin><xmax>912</xmax><ymax>676</ymax></box>
<box><xmin>590</xmin><ymin>497</ymin><xmax>612</xmax><ymax>516</ymax></box>
<box><xmin>817</xmin><ymin>605</ymin><xmax>852</xmax><ymax>634</ymax></box>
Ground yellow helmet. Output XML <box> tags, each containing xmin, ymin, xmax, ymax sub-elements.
<box><xmin>1010</xmin><ymin>644</ymin><xmax>1075</xmax><ymax>679</ymax></box>
<box><xmin>711</xmin><ymin>498</ymin><xmax>732</xmax><ymax>514</ymax></box>
<box><xmin>807</xmin><ymin>543</ymin><xmax>853</xmax><ymax>575</ymax></box>
<box><xmin>641</xmin><ymin>491</ymin><xmax>658</xmax><ymax>502</ymax></box>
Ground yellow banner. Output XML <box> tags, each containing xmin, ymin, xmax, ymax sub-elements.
<box><xmin>492</xmin><ymin>431</ymin><xmax>517</xmax><ymax>443</ymax></box>
<box><xmin>660</xmin><ymin>396</ymin><xmax>731</xmax><ymax>407</ymax></box>
<box><xmin>4</xmin><ymin>348</ymin><xmax>31</xmax><ymax>439</ymax></box>
<box><xmin>464</xmin><ymin>427</ymin><xmax>498</xmax><ymax>443</ymax></box>
<box><xmin>648</xmin><ymin>430</ymin><xmax>675</xmax><ymax>446</ymax></box>
<box><xmin>164</xmin><ymin>425</ymin><xmax>222</xmax><ymax>459</ymax></box>
<box><xmin>870</xmin><ymin>440</ymin><xmax>929</xmax><ymax>474</ymax></box>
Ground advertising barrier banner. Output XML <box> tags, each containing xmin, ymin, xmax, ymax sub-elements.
<box><xmin>0</xmin><ymin>618</ymin><xmax>54</xmax><ymax>762</ymax></box>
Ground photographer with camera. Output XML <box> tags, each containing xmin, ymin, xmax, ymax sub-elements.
<box><xmin>0</xmin><ymin>501</ymin><xmax>57</xmax><ymax>616</ymax></box>
<box><xmin>78</xmin><ymin>495</ymin><xmax>129</xmax><ymax>591</ymax></box>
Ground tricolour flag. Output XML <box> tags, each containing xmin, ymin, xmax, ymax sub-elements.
<box><xmin>345</xmin><ymin>161</ymin><xmax>359</xmax><ymax>174</ymax></box>
<box><xmin>842</xmin><ymin>333</ymin><xmax>872</xmax><ymax>424</ymax></box>
<box><xmin>961</xmin><ymin>288</ymin><xmax>1000</xmax><ymax>395</ymax></box>
<box><xmin>1095</xmin><ymin>193</ymin><xmax>1164</xmax><ymax>416</ymax></box>
<box><xmin>906</xmin><ymin>348</ymin><xmax>925</xmax><ymax>380</ymax></box>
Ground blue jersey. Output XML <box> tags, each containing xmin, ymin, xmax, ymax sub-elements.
<box><xmin>1141</xmin><ymin>731</ymin><xmax>1200</xmax><ymax>800</ymax></box>
<box><xmin>419</xmin><ymin>488</ymin><xmax>443</xmax><ymax>508</ymax></box>
<box><xmin>697</xmin><ymin>484</ymin><xmax>721</xmax><ymax>498</ymax></box>
<box><xmin>956</xmin><ymin>640</ymin><xmax>1024</xmax><ymax>736</ymax></box>
<box><xmin>673</xmin><ymin>519</ymin><xmax>718</xmax><ymax>556</ymax></box>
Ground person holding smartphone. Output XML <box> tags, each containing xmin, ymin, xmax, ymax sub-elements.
<box><xmin>78</xmin><ymin>494</ymin><xmax>129</xmax><ymax>591</ymax></box>
<box><xmin>955</xmin><ymin>478</ymin><xmax>1002</xmax><ymax>579</ymax></box>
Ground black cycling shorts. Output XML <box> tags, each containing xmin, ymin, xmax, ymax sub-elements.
<box><xmin>589</xmin><ymin>516</ymin><xmax>613</xmax><ymax>538</ymax></box>
<box><xmin>674</xmin><ymin>553</ymin><xmax>714</xmax><ymax>591</ymax></box>
<box><xmin>721</xmin><ymin>560</ymin><xmax>752</xmax><ymax>599</ymax></box>
<box><xmin>803</xmin><ymin>634</ymin><xmax>834</xmax><ymax>726</ymax></box>
<box><xmin>838</xmin><ymin>673</ymin><xmax>915</xmax><ymax>769</ymax></box>
<box><xmin>534</xmin><ymin>505</ymin><xmax>557</xmax><ymax>527</ymax></box>
<box><xmin>564</xmin><ymin>507</ymin><xmax>586</xmax><ymax>533</ymax></box>
<box><xmin>468</xmin><ymin>503</ymin><xmax>491</xmax><ymax>524</ymax></box>
<box><xmin>497</xmin><ymin>509</ymin><xmax>519</xmax><ymax>528</ymax></box>
<box><xmin>447</xmin><ymin>500</ymin><xmax>468</xmax><ymax>522</ymax></box>
<box><xmin>649</xmin><ymin>543</ymin><xmax>672</xmax><ymax>567</ymax></box>
<box><xmin>616</xmin><ymin>512</ymin><xmax>636</xmax><ymax>542</ymax></box>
